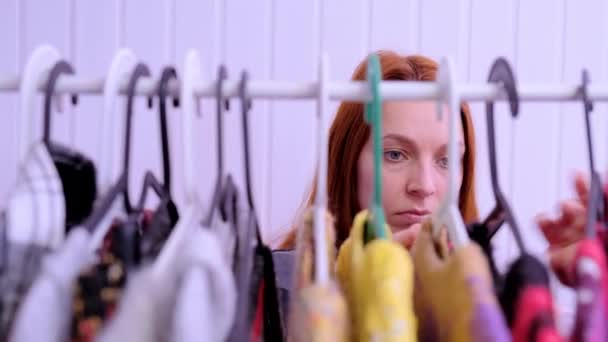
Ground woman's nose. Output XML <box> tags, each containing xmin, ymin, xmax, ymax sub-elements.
<box><xmin>405</xmin><ymin>162</ymin><xmax>436</xmax><ymax>199</ymax></box>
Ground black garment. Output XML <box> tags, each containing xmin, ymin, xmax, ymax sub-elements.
<box><xmin>260</xmin><ymin>245</ymin><xmax>285</xmax><ymax>342</ymax></box>
<box><xmin>228</xmin><ymin>211</ymin><xmax>256</xmax><ymax>342</ymax></box>
<box><xmin>499</xmin><ymin>253</ymin><xmax>551</xmax><ymax>326</ymax></box>
<box><xmin>139</xmin><ymin>199</ymin><xmax>179</xmax><ymax>262</ymax></box>
<box><xmin>468</xmin><ymin>222</ymin><xmax>502</xmax><ymax>292</ymax></box>
<box><xmin>47</xmin><ymin>144</ymin><xmax>97</xmax><ymax>230</ymax></box>
<box><xmin>272</xmin><ymin>249</ymin><xmax>295</xmax><ymax>329</ymax></box>
<box><xmin>228</xmin><ymin>210</ymin><xmax>286</xmax><ymax>342</ymax></box>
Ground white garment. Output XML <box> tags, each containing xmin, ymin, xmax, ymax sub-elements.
<box><xmin>6</xmin><ymin>142</ymin><xmax>65</xmax><ymax>248</ymax></box>
<box><xmin>96</xmin><ymin>266</ymin><xmax>176</xmax><ymax>342</ymax></box>
<box><xmin>99</xmin><ymin>220</ymin><xmax>236</xmax><ymax>342</ymax></box>
<box><xmin>10</xmin><ymin>228</ymin><xmax>94</xmax><ymax>342</ymax></box>
<box><xmin>172</xmin><ymin>228</ymin><xmax>237</xmax><ymax>342</ymax></box>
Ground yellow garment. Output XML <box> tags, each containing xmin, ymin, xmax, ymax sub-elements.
<box><xmin>288</xmin><ymin>209</ymin><xmax>350</xmax><ymax>342</ymax></box>
<box><xmin>411</xmin><ymin>221</ymin><xmax>502</xmax><ymax>342</ymax></box>
<box><xmin>335</xmin><ymin>210</ymin><xmax>417</xmax><ymax>341</ymax></box>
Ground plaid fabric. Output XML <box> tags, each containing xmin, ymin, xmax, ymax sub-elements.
<box><xmin>6</xmin><ymin>142</ymin><xmax>65</xmax><ymax>248</ymax></box>
<box><xmin>0</xmin><ymin>142</ymin><xmax>64</xmax><ymax>338</ymax></box>
<box><xmin>0</xmin><ymin>218</ymin><xmax>49</xmax><ymax>340</ymax></box>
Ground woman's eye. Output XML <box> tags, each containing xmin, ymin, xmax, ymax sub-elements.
<box><xmin>438</xmin><ymin>156</ymin><xmax>449</xmax><ymax>169</ymax></box>
<box><xmin>384</xmin><ymin>150</ymin><xmax>405</xmax><ymax>162</ymax></box>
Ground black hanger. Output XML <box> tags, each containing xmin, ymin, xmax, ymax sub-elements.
<box><xmin>134</xmin><ymin>66</ymin><xmax>179</xmax><ymax>211</ymax></box>
<box><xmin>136</xmin><ymin>66</ymin><xmax>181</xmax><ymax>262</ymax></box>
<box><xmin>43</xmin><ymin>61</ymin><xmax>78</xmax><ymax>146</ymax></box>
<box><xmin>239</xmin><ymin>70</ymin><xmax>263</xmax><ymax>245</ymax></box>
<box><xmin>83</xmin><ymin>63</ymin><xmax>152</xmax><ymax>271</ymax></box>
<box><xmin>483</xmin><ymin>57</ymin><xmax>526</xmax><ymax>255</ymax></box>
<box><xmin>84</xmin><ymin>63</ymin><xmax>151</xmax><ymax>231</ymax></box>
<box><xmin>122</xmin><ymin>64</ymin><xmax>153</xmax><ymax>212</ymax></box>
<box><xmin>43</xmin><ymin>60</ymin><xmax>97</xmax><ymax>230</ymax></box>
<box><xmin>203</xmin><ymin>65</ymin><xmax>232</xmax><ymax>227</ymax></box>
<box><xmin>580</xmin><ymin>69</ymin><xmax>604</xmax><ymax>237</ymax></box>
<box><xmin>227</xmin><ymin>70</ymin><xmax>284</xmax><ymax>342</ymax></box>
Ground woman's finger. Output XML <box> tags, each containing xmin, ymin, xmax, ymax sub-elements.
<box><xmin>574</xmin><ymin>171</ymin><xmax>590</xmax><ymax>206</ymax></box>
<box><xmin>393</xmin><ymin>223</ymin><xmax>422</xmax><ymax>250</ymax></box>
<box><xmin>536</xmin><ymin>200</ymin><xmax>586</xmax><ymax>246</ymax></box>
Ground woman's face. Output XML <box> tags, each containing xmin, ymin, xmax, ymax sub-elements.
<box><xmin>356</xmin><ymin>101</ymin><xmax>465</xmax><ymax>235</ymax></box>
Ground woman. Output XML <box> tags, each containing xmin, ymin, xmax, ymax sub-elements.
<box><xmin>273</xmin><ymin>51</ymin><xmax>591</xmax><ymax>336</ymax></box>
<box><xmin>280</xmin><ymin>50</ymin><xmax>477</xmax><ymax>250</ymax></box>
<box><xmin>278</xmin><ymin>49</ymin><xmax>587</xmax><ymax>266</ymax></box>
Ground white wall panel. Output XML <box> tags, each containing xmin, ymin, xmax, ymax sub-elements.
<box><xmin>22</xmin><ymin>0</ymin><xmax>72</xmax><ymax>149</ymax></box>
<box><xmin>323</xmin><ymin>0</ymin><xmax>369</xmax><ymax>123</ymax></box>
<box><xmin>419</xmin><ymin>0</ymin><xmax>471</xmax><ymax>79</ymax></box>
<box><xmin>370</xmin><ymin>0</ymin><xmax>419</xmax><ymax>54</ymax></box>
<box><xmin>558</xmin><ymin>0</ymin><xmax>608</xmax><ymax>205</ymax></box>
<box><xmin>0</xmin><ymin>1</ymin><xmax>607</xmax><ymax>285</ymax></box>
<box><xmin>467</xmin><ymin>0</ymin><xmax>517</xmax><ymax>273</ymax></box>
<box><xmin>122</xmin><ymin>0</ymin><xmax>165</xmax><ymax>205</ymax></box>
<box><xmin>512</xmin><ymin>0</ymin><xmax>564</xmax><ymax>250</ymax></box>
<box><xmin>72</xmin><ymin>1</ymin><xmax>117</xmax><ymax>181</ymax></box>
<box><xmin>0</xmin><ymin>0</ymin><xmax>18</xmax><ymax>203</ymax></box>
<box><xmin>224</xmin><ymin>0</ymin><xmax>273</xmax><ymax>238</ymax></box>
<box><xmin>268</xmin><ymin>1</ymin><xmax>317</xmax><ymax>241</ymax></box>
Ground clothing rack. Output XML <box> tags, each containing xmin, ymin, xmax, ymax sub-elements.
<box><xmin>2</xmin><ymin>74</ymin><xmax>608</xmax><ymax>102</ymax></box>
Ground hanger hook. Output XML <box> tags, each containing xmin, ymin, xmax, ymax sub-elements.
<box><xmin>364</xmin><ymin>54</ymin><xmax>387</xmax><ymax>240</ymax></box>
<box><xmin>156</xmin><ymin>66</ymin><xmax>180</xmax><ymax>195</ymax></box>
<box><xmin>216</xmin><ymin>65</ymin><xmax>229</xmax><ymax>180</ymax></box>
<box><xmin>43</xmin><ymin>60</ymin><xmax>78</xmax><ymax>145</ymax></box>
<box><xmin>238</xmin><ymin>70</ymin><xmax>264</xmax><ymax>244</ymax></box>
<box><xmin>204</xmin><ymin>64</ymin><xmax>230</xmax><ymax>226</ymax></box>
<box><xmin>485</xmin><ymin>57</ymin><xmax>526</xmax><ymax>254</ymax></box>
<box><xmin>581</xmin><ymin>69</ymin><xmax>596</xmax><ymax>172</ymax></box>
<box><xmin>122</xmin><ymin>63</ymin><xmax>151</xmax><ymax>212</ymax></box>
<box><xmin>239</xmin><ymin>70</ymin><xmax>255</xmax><ymax>212</ymax></box>
<box><xmin>580</xmin><ymin>69</ymin><xmax>603</xmax><ymax>237</ymax></box>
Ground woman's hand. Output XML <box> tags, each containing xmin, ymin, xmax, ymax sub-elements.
<box><xmin>535</xmin><ymin>172</ymin><xmax>590</xmax><ymax>286</ymax></box>
<box><xmin>393</xmin><ymin>223</ymin><xmax>422</xmax><ymax>249</ymax></box>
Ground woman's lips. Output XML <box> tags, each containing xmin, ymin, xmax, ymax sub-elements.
<box><xmin>392</xmin><ymin>210</ymin><xmax>431</xmax><ymax>226</ymax></box>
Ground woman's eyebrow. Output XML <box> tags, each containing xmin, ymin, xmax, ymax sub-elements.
<box><xmin>383</xmin><ymin>134</ymin><xmax>418</xmax><ymax>150</ymax></box>
<box><xmin>436</xmin><ymin>142</ymin><xmax>466</xmax><ymax>154</ymax></box>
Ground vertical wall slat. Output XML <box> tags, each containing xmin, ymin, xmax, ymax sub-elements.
<box><xmin>72</xmin><ymin>2</ymin><xmax>117</xmax><ymax>177</ymax></box>
<box><xmin>224</xmin><ymin>0</ymin><xmax>273</xmax><ymax>238</ymax></box>
<box><xmin>557</xmin><ymin>0</ymin><xmax>606</xmax><ymax>201</ymax></box>
<box><xmin>122</xmin><ymin>0</ymin><xmax>165</xmax><ymax>205</ymax></box>
<box><xmin>512</xmin><ymin>0</ymin><xmax>564</xmax><ymax>250</ymax></box>
<box><xmin>370</xmin><ymin>0</ymin><xmax>418</xmax><ymax>54</ymax></box>
<box><xmin>597</xmin><ymin>2</ymin><xmax>608</xmax><ymax>177</ymax></box>
<box><xmin>67</xmin><ymin>0</ymin><xmax>76</xmax><ymax>146</ymax></box>
<box><xmin>23</xmin><ymin>0</ymin><xmax>71</xmax><ymax>148</ymax></box>
<box><xmin>267</xmin><ymin>1</ymin><xmax>317</xmax><ymax>242</ymax></box>
<box><xmin>0</xmin><ymin>0</ymin><xmax>19</xmax><ymax>205</ymax></box>
<box><xmin>466</xmin><ymin>0</ymin><xmax>517</xmax><ymax>272</ymax></box>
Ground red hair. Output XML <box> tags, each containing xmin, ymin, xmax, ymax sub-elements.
<box><xmin>280</xmin><ymin>51</ymin><xmax>478</xmax><ymax>248</ymax></box>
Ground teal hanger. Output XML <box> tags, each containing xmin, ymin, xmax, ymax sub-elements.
<box><xmin>364</xmin><ymin>54</ymin><xmax>387</xmax><ymax>241</ymax></box>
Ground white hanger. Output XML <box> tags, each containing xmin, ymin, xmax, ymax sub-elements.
<box><xmin>100</xmin><ymin>49</ymin><xmax>137</xmax><ymax>195</ymax></box>
<box><xmin>431</xmin><ymin>57</ymin><xmax>470</xmax><ymax>247</ymax></box>
<box><xmin>14</xmin><ymin>45</ymin><xmax>64</xmax><ymax>248</ymax></box>
<box><xmin>313</xmin><ymin>53</ymin><xmax>330</xmax><ymax>285</ymax></box>
<box><xmin>19</xmin><ymin>45</ymin><xmax>61</xmax><ymax>162</ymax></box>
<box><xmin>87</xmin><ymin>50</ymin><xmax>138</xmax><ymax>253</ymax></box>
<box><xmin>181</xmin><ymin>50</ymin><xmax>203</xmax><ymax>206</ymax></box>
<box><xmin>152</xmin><ymin>49</ymin><xmax>203</xmax><ymax>278</ymax></box>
